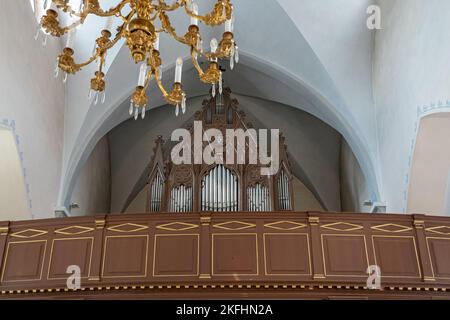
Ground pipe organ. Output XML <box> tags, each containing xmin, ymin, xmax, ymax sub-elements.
<box><xmin>145</xmin><ymin>87</ymin><xmax>295</xmax><ymax>213</ymax></box>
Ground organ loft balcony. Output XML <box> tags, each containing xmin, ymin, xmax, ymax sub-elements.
<box><xmin>0</xmin><ymin>88</ymin><xmax>450</xmax><ymax>299</ymax></box>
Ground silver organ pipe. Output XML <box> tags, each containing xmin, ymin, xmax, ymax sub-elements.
<box><xmin>247</xmin><ymin>183</ymin><xmax>270</xmax><ymax>212</ymax></box>
<box><xmin>277</xmin><ymin>170</ymin><xmax>291</xmax><ymax>211</ymax></box>
<box><xmin>150</xmin><ymin>172</ymin><xmax>164</xmax><ymax>212</ymax></box>
<box><xmin>170</xmin><ymin>185</ymin><xmax>192</xmax><ymax>213</ymax></box>
<box><xmin>201</xmin><ymin>165</ymin><xmax>238</xmax><ymax>212</ymax></box>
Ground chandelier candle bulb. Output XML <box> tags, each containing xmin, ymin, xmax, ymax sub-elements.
<box><xmin>78</xmin><ymin>0</ymin><xmax>84</xmax><ymax>13</ymax></box>
<box><xmin>104</xmin><ymin>16</ymin><xmax>114</xmax><ymax>32</ymax></box>
<box><xmin>210</xmin><ymin>38</ymin><xmax>218</xmax><ymax>53</ymax></box>
<box><xmin>175</xmin><ymin>58</ymin><xmax>183</xmax><ymax>83</ymax></box>
<box><xmin>225</xmin><ymin>16</ymin><xmax>234</xmax><ymax>33</ymax></box>
<box><xmin>138</xmin><ymin>63</ymin><xmax>148</xmax><ymax>87</ymax></box>
<box><xmin>66</xmin><ymin>29</ymin><xmax>77</xmax><ymax>48</ymax></box>
<box><xmin>190</xmin><ymin>3</ymin><xmax>199</xmax><ymax>26</ymax></box>
<box><xmin>154</xmin><ymin>33</ymin><xmax>160</xmax><ymax>51</ymax></box>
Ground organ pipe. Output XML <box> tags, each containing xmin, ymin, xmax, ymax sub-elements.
<box><xmin>201</xmin><ymin>165</ymin><xmax>238</xmax><ymax>212</ymax></box>
<box><xmin>150</xmin><ymin>172</ymin><xmax>164</xmax><ymax>212</ymax></box>
<box><xmin>277</xmin><ymin>170</ymin><xmax>291</xmax><ymax>211</ymax></box>
<box><xmin>247</xmin><ymin>183</ymin><xmax>270</xmax><ymax>212</ymax></box>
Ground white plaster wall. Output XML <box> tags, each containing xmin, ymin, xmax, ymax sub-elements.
<box><xmin>70</xmin><ymin>135</ymin><xmax>111</xmax><ymax>216</ymax></box>
<box><xmin>292</xmin><ymin>176</ymin><xmax>324</xmax><ymax>212</ymax></box>
<box><xmin>340</xmin><ymin>139</ymin><xmax>370</xmax><ymax>212</ymax></box>
<box><xmin>124</xmin><ymin>186</ymin><xmax>148</xmax><ymax>214</ymax></box>
<box><xmin>407</xmin><ymin>113</ymin><xmax>450</xmax><ymax>216</ymax></box>
<box><xmin>373</xmin><ymin>0</ymin><xmax>450</xmax><ymax>212</ymax></box>
<box><xmin>278</xmin><ymin>0</ymin><xmax>378</xmax><ymax>149</ymax></box>
<box><xmin>0</xmin><ymin>1</ymin><xmax>65</xmax><ymax>219</ymax></box>
<box><xmin>0</xmin><ymin>128</ymin><xmax>31</xmax><ymax>221</ymax></box>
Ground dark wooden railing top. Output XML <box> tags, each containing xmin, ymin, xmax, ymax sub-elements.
<box><xmin>0</xmin><ymin>211</ymin><xmax>449</xmax><ymax>298</ymax></box>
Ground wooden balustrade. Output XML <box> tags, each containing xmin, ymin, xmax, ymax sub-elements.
<box><xmin>1</xmin><ymin>212</ymin><xmax>450</xmax><ymax>299</ymax></box>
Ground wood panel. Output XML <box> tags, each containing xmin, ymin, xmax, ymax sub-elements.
<box><xmin>263</xmin><ymin>233</ymin><xmax>310</xmax><ymax>276</ymax></box>
<box><xmin>153</xmin><ymin>234</ymin><xmax>199</xmax><ymax>277</ymax></box>
<box><xmin>321</xmin><ymin>235</ymin><xmax>369</xmax><ymax>277</ymax></box>
<box><xmin>0</xmin><ymin>212</ymin><xmax>449</xmax><ymax>299</ymax></box>
<box><xmin>212</xmin><ymin>234</ymin><xmax>258</xmax><ymax>276</ymax></box>
<box><xmin>427</xmin><ymin>237</ymin><xmax>450</xmax><ymax>279</ymax></box>
<box><xmin>102</xmin><ymin>235</ymin><xmax>148</xmax><ymax>278</ymax></box>
<box><xmin>47</xmin><ymin>238</ymin><xmax>93</xmax><ymax>280</ymax></box>
<box><xmin>1</xmin><ymin>240</ymin><xmax>47</xmax><ymax>282</ymax></box>
<box><xmin>372</xmin><ymin>236</ymin><xmax>421</xmax><ymax>279</ymax></box>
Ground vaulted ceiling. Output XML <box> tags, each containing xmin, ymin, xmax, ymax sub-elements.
<box><xmin>55</xmin><ymin>0</ymin><xmax>382</xmax><ymax>210</ymax></box>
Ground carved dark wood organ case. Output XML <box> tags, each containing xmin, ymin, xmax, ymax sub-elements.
<box><xmin>146</xmin><ymin>88</ymin><xmax>294</xmax><ymax>213</ymax></box>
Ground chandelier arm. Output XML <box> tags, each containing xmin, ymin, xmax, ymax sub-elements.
<box><xmin>83</xmin><ymin>0</ymin><xmax>131</xmax><ymax>18</ymax></box>
<box><xmin>59</xmin><ymin>19</ymin><xmax>84</xmax><ymax>35</ymax></box>
<box><xmin>72</xmin><ymin>54</ymin><xmax>100</xmax><ymax>71</ymax></box>
<box><xmin>156</xmin><ymin>0</ymin><xmax>183</xmax><ymax>12</ymax></box>
<box><xmin>190</xmin><ymin>45</ymin><xmax>221</xmax><ymax>61</ymax></box>
<box><xmin>159</xmin><ymin>12</ymin><xmax>189</xmax><ymax>45</ymax></box>
<box><xmin>154</xmin><ymin>69</ymin><xmax>170</xmax><ymax>99</ymax></box>
<box><xmin>51</xmin><ymin>0</ymin><xmax>130</xmax><ymax>18</ymax></box>
<box><xmin>107</xmin><ymin>14</ymin><xmax>135</xmax><ymax>49</ymax></box>
<box><xmin>63</xmin><ymin>13</ymin><xmax>132</xmax><ymax>73</ymax></box>
<box><xmin>190</xmin><ymin>47</ymin><xmax>205</xmax><ymax>77</ymax></box>
<box><xmin>183</xmin><ymin>0</ymin><xmax>231</xmax><ymax>26</ymax></box>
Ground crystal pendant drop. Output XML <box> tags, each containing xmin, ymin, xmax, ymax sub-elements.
<box><xmin>235</xmin><ymin>46</ymin><xmax>239</xmax><ymax>64</ymax></box>
<box><xmin>42</xmin><ymin>35</ymin><xmax>48</xmax><ymax>47</ymax></box>
<box><xmin>101</xmin><ymin>90</ymin><xmax>106</xmax><ymax>104</ymax></box>
<box><xmin>134</xmin><ymin>107</ymin><xmax>139</xmax><ymax>120</ymax></box>
<box><xmin>141</xmin><ymin>107</ymin><xmax>146</xmax><ymax>119</ymax></box>
<box><xmin>129</xmin><ymin>102</ymin><xmax>134</xmax><ymax>115</ymax></box>
<box><xmin>230</xmin><ymin>55</ymin><xmax>234</xmax><ymax>70</ymax></box>
<box><xmin>219</xmin><ymin>73</ymin><xmax>223</xmax><ymax>94</ymax></box>
<box><xmin>63</xmin><ymin>73</ymin><xmax>68</xmax><ymax>83</ymax></box>
<box><xmin>175</xmin><ymin>104</ymin><xmax>179</xmax><ymax>117</ymax></box>
<box><xmin>212</xmin><ymin>84</ymin><xmax>216</xmax><ymax>97</ymax></box>
<box><xmin>94</xmin><ymin>92</ymin><xmax>99</xmax><ymax>105</ymax></box>
<box><xmin>34</xmin><ymin>26</ymin><xmax>40</xmax><ymax>41</ymax></box>
<box><xmin>181</xmin><ymin>95</ymin><xmax>186</xmax><ymax>114</ymax></box>
<box><xmin>54</xmin><ymin>63</ymin><xmax>59</xmax><ymax>78</ymax></box>
<box><xmin>88</xmin><ymin>89</ymin><xmax>93</xmax><ymax>100</ymax></box>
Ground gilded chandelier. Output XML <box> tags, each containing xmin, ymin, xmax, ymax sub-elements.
<box><xmin>36</xmin><ymin>0</ymin><xmax>238</xmax><ymax>119</ymax></box>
